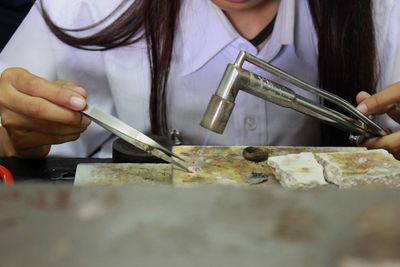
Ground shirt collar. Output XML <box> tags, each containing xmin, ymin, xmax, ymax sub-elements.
<box><xmin>275</xmin><ymin>0</ymin><xmax>295</xmax><ymax>45</ymax></box>
<box><xmin>175</xmin><ymin>0</ymin><xmax>296</xmax><ymax>76</ymax></box>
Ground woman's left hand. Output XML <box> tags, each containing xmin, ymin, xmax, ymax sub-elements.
<box><xmin>356</xmin><ymin>82</ymin><xmax>400</xmax><ymax>158</ymax></box>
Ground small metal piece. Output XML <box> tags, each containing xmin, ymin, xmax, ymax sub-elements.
<box><xmin>242</xmin><ymin>147</ymin><xmax>269</xmax><ymax>162</ymax></box>
<box><xmin>349</xmin><ymin>134</ymin><xmax>360</xmax><ymax>143</ymax></box>
<box><xmin>348</xmin><ymin>134</ymin><xmax>365</xmax><ymax>146</ymax></box>
<box><xmin>247</xmin><ymin>172</ymin><xmax>269</xmax><ymax>185</ymax></box>
<box><xmin>50</xmin><ymin>172</ymin><xmax>75</xmax><ymax>182</ymax></box>
<box><xmin>81</xmin><ymin>104</ymin><xmax>191</xmax><ymax>172</ymax></box>
<box><xmin>170</xmin><ymin>129</ymin><xmax>182</xmax><ymax>145</ymax></box>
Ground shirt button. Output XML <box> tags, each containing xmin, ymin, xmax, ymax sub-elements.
<box><xmin>244</xmin><ymin>116</ymin><xmax>257</xmax><ymax>131</ymax></box>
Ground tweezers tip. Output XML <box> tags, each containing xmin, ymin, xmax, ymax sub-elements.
<box><xmin>174</xmin><ymin>161</ymin><xmax>193</xmax><ymax>173</ymax></box>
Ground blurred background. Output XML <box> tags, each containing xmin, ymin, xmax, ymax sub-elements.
<box><xmin>0</xmin><ymin>0</ymin><xmax>34</xmax><ymax>52</ymax></box>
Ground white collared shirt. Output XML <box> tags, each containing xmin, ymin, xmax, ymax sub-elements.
<box><xmin>1</xmin><ymin>0</ymin><xmax>400</xmax><ymax>157</ymax></box>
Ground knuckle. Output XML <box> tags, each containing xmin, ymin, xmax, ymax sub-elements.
<box><xmin>54</xmin><ymin>88</ymin><xmax>70</xmax><ymax>105</ymax></box>
<box><xmin>368</xmin><ymin>95</ymin><xmax>381</xmax><ymax>108</ymax></box>
<box><xmin>10</xmin><ymin>132</ymin><xmax>26</xmax><ymax>149</ymax></box>
<box><xmin>0</xmin><ymin>113</ymin><xmax>13</xmax><ymax>128</ymax></box>
<box><xmin>26</xmin><ymin>101</ymin><xmax>44</xmax><ymax>118</ymax></box>
<box><xmin>49</xmin><ymin>135</ymin><xmax>62</xmax><ymax>144</ymax></box>
<box><xmin>0</xmin><ymin>110</ymin><xmax>21</xmax><ymax>130</ymax></box>
<box><xmin>47</xmin><ymin>123</ymin><xmax>82</xmax><ymax>135</ymax></box>
<box><xmin>0</xmin><ymin>91</ymin><xmax>5</xmax><ymax>107</ymax></box>
<box><xmin>0</xmin><ymin>67</ymin><xmax>21</xmax><ymax>81</ymax></box>
<box><xmin>2</xmin><ymin>68</ymin><xmax>30</xmax><ymax>87</ymax></box>
<box><xmin>53</xmin><ymin>80</ymin><xmax>67</xmax><ymax>86</ymax></box>
<box><xmin>46</xmin><ymin>123</ymin><xmax>62</xmax><ymax>134</ymax></box>
<box><xmin>54</xmin><ymin>80</ymin><xmax>79</xmax><ymax>88</ymax></box>
<box><xmin>53</xmin><ymin>133</ymin><xmax>80</xmax><ymax>144</ymax></box>
<box><xmin>64</xmin><ymin>113</ymin><xmax>83</xmax><ymax>125</ymax></box>
<box><xmin>25</xmin><ymin>77</ymin><xmax>43</xmax><ymax>95</ymax></box>
<box><xmin>0</xmin><ymin>69</ymin><xmax>12</xmax><ymax>81</ymax></box>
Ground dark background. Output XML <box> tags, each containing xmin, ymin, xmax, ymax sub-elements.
<box><xmin>0</xmin><ymin>0</ymin><xmax>34</xmax><ymax>52</ymax></box>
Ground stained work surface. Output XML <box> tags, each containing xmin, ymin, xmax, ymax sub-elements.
<box><xmin>74</xmin><ymin>163</ymin><xmax>171</xmax><ymax>186</ymax></box>
<box><xmin>74</xmin><ymin>146</ymin><xmax>365</xmax><ymax>186</ymax></box>
<box><xmin>172</xmin><ymin>146</ymin><xmax>365</xmax><ymax>186</ymax></box>
<box><xmin>1</xmin><ymin>186</ymin><xmax>400</xmax><ymax>267</ymax></box>
<box><xmin>316</xmin><ymin>149</ymin><xmax>400</xmax><ymax>188</ymax></box>
<box><xmin>172</xmin><ymin>146</ymin><xmax>274</xmax><ymax>186</ymax></box>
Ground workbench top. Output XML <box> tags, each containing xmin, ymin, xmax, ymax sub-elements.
<box><xmin>73</xmin><ymin>146</ymin><xmax>366</xmax><ymax>187</ymax></box>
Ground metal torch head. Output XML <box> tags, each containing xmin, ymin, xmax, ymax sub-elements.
<box><xmin>200</xmin><ymin>94</ymin><xmax>235</xmax><ymax>134</ymax></box>
<box><xmin>200</xmin><ymin>64</ymin><xmax>241</xmax><ymax>134</ymax></box>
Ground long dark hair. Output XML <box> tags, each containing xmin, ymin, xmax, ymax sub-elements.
<box><xmin>41</xmin><ymin>0</ymin><xmax>182</xmax><ymax>136</ymax></box>
<box><xmin>308</xmin><ymin>0</ymin><xmax>377</xmax><ymax>146</ymax></box>
<box><xmin>42</xmin><ymin>0</ymin><xmax>377</xmax><ymax>145</ymax></box>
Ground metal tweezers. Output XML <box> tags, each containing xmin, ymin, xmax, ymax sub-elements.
<box><xmin>236</xmin><ymin>51</ymin><xmax>390</xmax><ymax>140</ymax></box>
<box><xmin>81</xmin><ymin>104</ymin><xmax>191</xmax><ymax>172</ymax></box>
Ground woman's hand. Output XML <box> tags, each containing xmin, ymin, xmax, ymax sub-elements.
<box><xmin>356</xmin><ymin>82</ymin><xmax>400</xmax><ymax>158</ymax></box>
<box><xmin>0</xmin><ymin>68</ymin><xmax>91</xmax><ymax>158</ymax></box>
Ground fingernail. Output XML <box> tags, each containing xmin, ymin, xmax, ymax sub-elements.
<box><xmin>81</xmin><ymin>116</ymin><xmax>91</xmax><ymax>126</ymax></box>
<box><xmin>357</xmin><ymin>103</ymin><xmax>368</xmax><ymax>114</ymax></box>
<box><xmin>70</xmin><ymin>96</ymin><xmax>86</xmax><ymax>109</ymax></box>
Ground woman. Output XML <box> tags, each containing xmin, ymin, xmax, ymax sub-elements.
<box><xmin>0</xmin><ymin>0</ymin><xmax>399</xmax><ymax>158</ymax></box>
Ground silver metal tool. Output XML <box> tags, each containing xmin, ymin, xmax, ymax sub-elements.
<box><xmin>81</xmin><ymin>104</ymin><xmax>191</xmax><ymax>172</ymax></box>
<box><xmin>201</xmin><ymin>51</ymin><xmax>390</xmax><ymax>141</ymax></box>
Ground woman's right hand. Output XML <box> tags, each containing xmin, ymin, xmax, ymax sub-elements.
<box><xmin>0</xmin><ymin>68</ymin><xmax>91</xmax><ymax>158</ymax></box>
